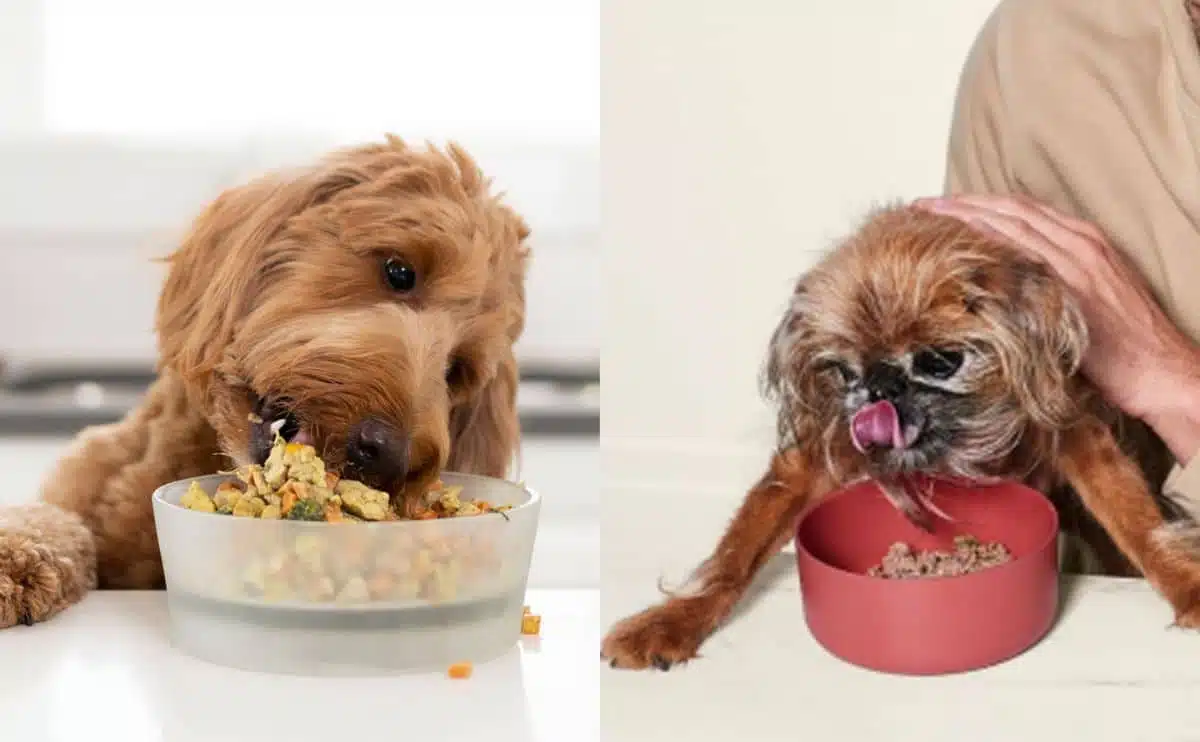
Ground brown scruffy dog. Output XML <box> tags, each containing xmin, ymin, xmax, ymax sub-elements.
<box><xmin>0</xmin><ymin>136</ymin><xmax>531</xmax><ymax>628</ymax></box>
<box><xmin>602</xmin><ymin>204</ymin><xmax>1200</xmax><ymax>670</ymax></box>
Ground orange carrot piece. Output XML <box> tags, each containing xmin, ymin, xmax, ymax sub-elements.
<box><xmin>323</xmin><ymin>502</ymin><xmax>344</xmax><ymax>522</ymax></box>
<box><xmin>281</xmin><ymin>487</ymin><xmax>298</xmax><ymax>516</ymax></box>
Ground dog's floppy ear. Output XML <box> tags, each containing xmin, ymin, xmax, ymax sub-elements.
<box><xmin>762</xmin><ymin>284</ymin><xmax>806</xmax><ymax>403</ymax></box>
<box><xmin>762</xmin><ymin>280</ymin><xmax>830</xmax><ymax>445</ymax></box>
<box><xmin>155</xmin><ymin>177</ymin><xmax>285</xmax><ymax>385</ymax></box>
<box><xmin>968</xmin><ymin>255</ymin><xmax>1089</xmax><ymax>429</ymax></box>
<box><xmin>445</xmin><ymin>181</ymin><xmax>530</xmax><ymax>478</ymax></box>
<box><xmin>446</xmin><ymin>348</ymin><xmax>521</xmax><ymax>478</ymax></box>
<box><xmin>155</xmin><ymin>148</ymin><xmax>392</xmax><ymax>387</ymax></box>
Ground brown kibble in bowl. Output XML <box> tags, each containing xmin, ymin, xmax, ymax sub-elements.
<box><xmin>866</xmin><ymin>534</ymin><xmax>1012</xmax><ymax>579</ymax></box>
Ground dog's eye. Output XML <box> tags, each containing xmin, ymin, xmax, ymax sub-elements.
<box><xmin>913</xmin><ymin>348</ymin><xmax>964</xmax><ymax>379</ymax></box>
<box><xmin>383</xmin><ymin>257</ymin><xmax>418</xmax><ymax>293</ymax></box>
<box><xmin>445</xmin><ymin>358</ymin><xmax>465</xmax><ymax>387</ymax></box>
<box><xmin>820</xmin><ymin>360</ymin><xmax>857</xmax><ymax>384</ymax></box>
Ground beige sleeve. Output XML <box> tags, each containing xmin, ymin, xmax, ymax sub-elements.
<box><xmin>942</xmin><ymin>7</ymin><xmax>1018</xmax><ymax>197</ymax></box>
<box><xmin>942</xmin><ymin>1</ymin><xmax>1200</xmax><ymax>520</ymax></box>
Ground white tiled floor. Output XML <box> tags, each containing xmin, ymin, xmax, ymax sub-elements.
<box><xmin>0</xmin><ymin>434</ymin><xmax>598</xmax><ymax>589</ymax></box>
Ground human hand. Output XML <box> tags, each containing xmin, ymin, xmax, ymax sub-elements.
<box><xmin>915</xmin><ymin>195</ymin><xmax>1200</xmax><ymax>460</ymax></box>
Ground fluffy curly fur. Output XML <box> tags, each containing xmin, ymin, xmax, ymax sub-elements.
<box><xmin>602</xmin><ymin>204</ymin><xmax>1200</xmax><ymax>670</ymax></box>
<box><xmin>0</xmin><ymin>136</ymin><xmax>531</xmax><ymax>627</ymax></box>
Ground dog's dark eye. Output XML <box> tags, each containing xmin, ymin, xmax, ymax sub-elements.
<box><xmin>383</xmin><ymin>257</ymin><xmax>417</xmax><ymax>293</ymax></box>
<box><xmin>913</xmin><ymin>348</ymin><xmax>964</xmax><ymax>379</ymax></box>
<box><xmin>445</xmin><ymin>357</ymin><xmax>466</xmax><ymax>387</ymax></box>
<box><xmin>821</xmin><ymin>360</ymin><xmax>857</xmax><ymax>384</ymax></box>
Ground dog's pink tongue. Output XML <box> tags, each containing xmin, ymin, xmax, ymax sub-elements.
<box><xmin>292</xmin><ymin>431</ymin><xmax>315</xmax><ymax>446</ymax></box>
<box><xmin>851</xmin><ymin>401</ymin><xmax>904</xmax><ymax>452</ymax></box>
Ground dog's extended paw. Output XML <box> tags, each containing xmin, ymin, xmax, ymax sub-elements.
<box><xmin>1172</xmin><ymin>603</ymin><xmax>1200</xmax><ymax>630</ymax></box>
<box><xmin>601</xmin><ymin>601</ymin><xmax>709</xmax><ymax>671</ymax></box>
<box><xmin>1169</xmin><ymin>582</ymin><xmax>1200</xmax><ymax>630</ymax></box>
<box><xmin>0</xmin><ymin>505</ymin><xmax>96</xmax><ymax>629</ymax></box>
<box><xmin>1146</xmin><ymin>522</ymin><xmax>1200</xmax><ymax>630</ymax></box>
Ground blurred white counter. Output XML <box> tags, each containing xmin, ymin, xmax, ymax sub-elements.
<box><xmin>0</xmin><ymin>588</ymin><xmax>597</xmax><ymax>742</ymax></box>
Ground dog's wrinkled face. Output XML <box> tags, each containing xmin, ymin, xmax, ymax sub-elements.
<box><xmin>835</xmin><ymin>344</ymin><xmax>981</xmax><ymax>469</ymax></box>
<box><xmin>765</xmin><ymin>205</ymin><xmax>1089</xmax><ymax>490</ymax></box>
<box><xmin>155</xmin><ymin>138</ymin><xmax>530</xmax><ymax>500</ymax></box>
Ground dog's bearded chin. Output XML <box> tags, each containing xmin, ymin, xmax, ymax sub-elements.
<box><xmin>847</xmin><ymin>402</ymin><xmax>955</xmax><ymax>532</ymax></box>
<box><xmin>872</xmin><ymin>476</ymin><xmax>958</xmax><ymax>533</ymax></box>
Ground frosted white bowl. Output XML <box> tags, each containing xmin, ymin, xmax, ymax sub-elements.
<box><xmin>151</xmin><ymin>472</ymin><xmax>541</xmax><ymax>676</ymax></box>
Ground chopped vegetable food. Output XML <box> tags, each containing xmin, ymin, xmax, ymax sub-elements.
<box><xmin>180</xmin><ymin>431</ymin><xmax>512</xmax><ymax>523</ymax></box>
<box><xmin>521</xmin><ymin>613</ymin><xmax>542</xmax><ymax>636</ymax></box>
<box><xmin>447</xmin><ymin>662</ymin><xmax>473</xmax><ymax>679</ymax></box>
<box><xmin>176</xmin><ymin>428</ymin><xmax>520</xmax><ymax>606</ymax></box>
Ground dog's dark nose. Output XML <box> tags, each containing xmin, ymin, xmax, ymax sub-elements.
<box><xmin>346</xmin><ymin>419</ymin><xmax>410</xmax><ymax>483</ymax></box>
<box><xmin>863</xmin><ymin>362</ymin><xmax>908</xmax><ymax>401</ymax></box>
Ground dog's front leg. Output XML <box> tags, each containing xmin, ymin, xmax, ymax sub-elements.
<box><xmin>0</xmin><ymin>371</ymin><xmax>218</xmax><ymax>627</ymax></box>
<box><xmin>1058</xmin><ymin>417</ymin><xmax>1200</xmax><ymax>623</ymax></box>
<box><xmin>602</xmin><ymin>446</ymin><xmax>835</xmax><ymax>670</ymax></box>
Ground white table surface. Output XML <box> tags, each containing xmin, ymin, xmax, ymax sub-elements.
<box><xmin>0</xmin><ymin>588</ymin><xmax>598</xmax><ymax>742</ymax></box>
<box><xmin>603</xmin><ymin>559</ymin><xmax>1200</xmax><ymax>742</ymax></box>
<box><xmin>600</xmin><ymin>489</ymin><xmax>1200</xmax><ymax>742</ymax></box>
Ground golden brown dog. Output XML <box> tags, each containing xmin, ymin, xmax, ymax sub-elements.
<box><xmin>602</xmin><ymin>204</ymin><xmax>1200</xmax><ymax>670</ymax></box>
<box><xmin>0</xmin><ymin>136</ymin><xmax>531</xmax><ymax>628</ymax></box>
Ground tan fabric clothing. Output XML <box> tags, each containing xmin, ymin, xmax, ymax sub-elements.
<box><xmin>944</xmin><ymin>0</ymin><xmax>1200</xmax><ymax>519</ymax></box>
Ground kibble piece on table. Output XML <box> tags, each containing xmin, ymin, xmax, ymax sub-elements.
<box><xmin>447</xmin><ymin>662</ymin><xmax>473</xmax><ymax>679</ymax></box>
<box><xmin>521</xmin><ymin>612</ymin><xmax>542</xmax><ymax>636</ymax></box>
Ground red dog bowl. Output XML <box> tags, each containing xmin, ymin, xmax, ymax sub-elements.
<box><xmin>794</xmin><ymin>477</ymin><xmax>1059</xmax><ymax>675</ymax></box>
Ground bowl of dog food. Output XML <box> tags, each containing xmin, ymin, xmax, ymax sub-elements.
<box><xmin>151</xmin><ymin>434</ymin><xmax>541</xmax><ymax>676</ymax></box>
<box><xmin>793</xmin><ymin>476</ymin><xmax>1059</xmax><ymax>675</ymax></box>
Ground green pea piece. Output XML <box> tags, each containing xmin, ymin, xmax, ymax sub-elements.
<box><xmin>286</xmin><ymin>499</ymin><xmax>326</xmax><ymax>521</ymax></box>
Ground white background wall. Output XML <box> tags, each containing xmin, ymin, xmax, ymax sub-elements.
<box><xmin>603</xmin><ymin>0</ymin><xmax>1004</xmax><ymax>498</ymax></box>
<box><xmin>0</xmin><ymin>0</ymin><xmax>599</xmax><ymax>371</ymax></box>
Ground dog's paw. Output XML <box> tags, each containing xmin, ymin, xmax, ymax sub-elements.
<box><xmin>1172</xmin><ymin>604</ymin><xmax>1200</xmax><ymax>630</ymax></box>
<box><xmin>0</xmin><ymin>505</ymin><xmax>96</xmax><ymax>629</ymax></box>
<box><xmin>1169</xmin><ymin>583</ymin><xmax>1200</xmax><ymax>630</ymax></box>
<box><xmin>1146</xmin><ymin>522</ymin><xmax>1200</xmax><ymax>630</ymax></box>
<box><xmin>601</xmin><ymin>601</ymin><xmax>708</xmax><ymax>671</ymax></box>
